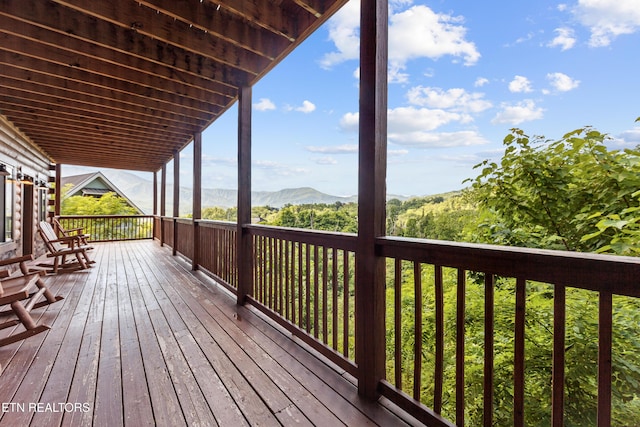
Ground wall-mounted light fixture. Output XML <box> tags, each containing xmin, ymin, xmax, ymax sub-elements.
<box><xmin>0</xmin><ymin>164</ymin><xmax>9</xmax><ymax>177</ymax></box>
<box><xmin>17</xmin><ymin>171</ymin><xmax>34</xmax><ymax>185</ymax></box>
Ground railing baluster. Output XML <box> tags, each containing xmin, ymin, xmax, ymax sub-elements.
<box><xmin>598</xmin><ymin>291</ymin><xmax>613</xmax><ymax>427</ymax></box>
<box><xmin>514</xmin><ymin>277</ymin><xmax>526</xmax><ymax>427</ymax></box>
<box><xmin>413</xmin><ymin>261</ymin><xmax>422</xmax><ymax>401</ymax></box>
<box><xmin>394</xmin><ymin>258</ymin><xmax>402</xmax><ymax>390</ymax></box>
<box><xmin>305</xmin><ymin>243</ymin><xmax>311</xmax><ymax>334</ymax></box>
<box><xmin>279</xmin><ymin>239</ymin><xmax>284</xmax><ymax>315</ymax></box>
<box><xmin>434</xmin><ymin>265</ymin><xmax>444</xmax><ymax>414</ymax></box>
<box><xmin>322</xmin><ymin>246</ymin><xmax>328</xmax><ymax>344</ymax></box>
<box><xmin>291</xmin><ymin>241</ymin><xmax>297</xmax><ymax>324</ymax></box>
<box><xmin>332</xmin><ymin>247</ymin><xmax>339</xmax><ymax>350</ymax></box>
<box><xmin>456</xmin><ymin>268</ymin><xmax>466</xmax><ymax>427</ymax></box>
<box><xmin>314</xmin><ymin>244</ymin><xmax>320</xmax><ymax>339</ymax></box>
<box><xmin>343</xmin><ymin>250</ymin><xmax>349</xmax><ymax>359</ymax></box>
<box><xmin>552</xmin><ymin>284</ymin><xmax>566</xmax><ymax>427</ymax></box>
<box><xmin>484</xmin><ymin>273</ymin><xmax>494</xmax><ymax>427</ymax></box>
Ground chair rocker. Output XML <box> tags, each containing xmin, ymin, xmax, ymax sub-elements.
<box><xmin>0</xmin><ymin>255</ymin><xmax>63</xmax><ymax>347</ymax></box>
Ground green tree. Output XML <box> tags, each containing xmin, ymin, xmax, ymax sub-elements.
<box><xmin>466</xmin><ymin>125</ymin><xmax>640</xmax><ymax>254</ymax></box>
<box><xmin>61</xmin><ymin>191</ymin><xmax>138</xmax><ymax>216</ymax></box>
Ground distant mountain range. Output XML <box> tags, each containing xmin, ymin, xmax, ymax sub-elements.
<box><xmin>63</xmin><ymin>167</ymin><xmax>409</xmax><ymax>215</ymax></box>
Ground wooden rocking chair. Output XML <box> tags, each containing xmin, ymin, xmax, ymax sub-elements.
<box><xmin>0</xmin><ymin>255</ymin><xmax>63</xmax><ymax>347</ymax></box>
<box><xmin>38</xmin><ymin>221</ymin><xmax>94</xmax><ymax>274</ymax></box>
<box><xmin>52</xmin><ymin>217</ymin><xmax>92</xmax><ymax>246</ymax></box>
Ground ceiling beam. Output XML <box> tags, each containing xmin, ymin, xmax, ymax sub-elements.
<box><xmin>52</xmin><ymin>0</ymin><xmax>270</xmax><ymax>73</ymax></box>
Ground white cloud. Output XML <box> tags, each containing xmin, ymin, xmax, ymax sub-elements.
<box><xmin>548</xmin><ymin>27</ymin><xmax>577</xmax><ymax>50</ymax></box>
<box><xmin>253</xmin><ymin>98</ymin><xmax>276</xmax><ymax>111</ymax></box>
<box><xmin>546</xmin><ymin>72</ymin><xmax>580</xmax><ymax>92</ymax></box>
<box><xmin>615</xmin><ymin>127</ymin><xmax>640</xmax><ymax>146</ymax></box>
<box><xmin>388</xmin><ymin>149</ymin><xmax>410</xmax><ymax>156</ymax></box>
<box><xmin>339</xmin><ymin>112</ymin><xmax>359</xmax><ymax>132</ymax></box>
<box><xmin>319</xmin><ymin>0</ymin><xmax>361</xmax><ymax>68</ymax></box>
<box><xmin>406</xmin><ymin>86</ymin><xmax>492</xmax><ymax>113</ymax></box>
<box><xmin>254</xmin><ymin>160</ymin><xmax>307</xmax><ymax>176</ymax></box>
<box><xmin>320</xmin><ymin>2</ymin><xmax>480</xmax><ymax>73</ymax></box>
<box><xmin>388</xmin><ymin>107</ymin><xmax>469</xmax><ymax>133</ymax></box>
<box><xmin>492</xmin><ymin>100</ymin><xmax>544</xmax><ymax>125</ymax></box>
<box><xmin>315</xmin><ymin>157</ymin><xmax>338</xmax><ymax>165</ymax></box>
<box><xmin>573</xmin><ymin>0</ymin><xmax>640</xmax><ymax>47</ymax></box>
<box><xmin>295</xmin><ymin>100</ymin><xmax>316</xmax><ymax>113</ymax></box>
<box><xmin>388</xmin><ymin>6</ymin><xmax>480</xmax><ymax>67</ymax></box>
<box><xmin>389</xmin><ymin>130</ymin><xmax>489</xmax><ymax>148</ymax></box>
<box><xmin>306</xmin><ymin>144</ymin><xmax>358</xmax><ymax>154</ymax></box>
<box><xmin>508</xmin><ymin>75</ymin><xmax>533</xmax><ymax>93</ymax></box>
<box><xmin>474</xmin><ymin>77</ymin><xmax>489</xmax><ymax>87</ymax></box>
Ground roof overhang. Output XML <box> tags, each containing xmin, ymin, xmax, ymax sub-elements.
<box><xmin>0</xmin><ymin>0</ymin><xmax>348</xmax><ymax>172</ymax></box>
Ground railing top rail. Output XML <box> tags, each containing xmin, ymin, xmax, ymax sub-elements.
<box><xmin>196</xmin><ymin>219</ymin><xmax>237</xmax><ymax>231</ymax></box>
<box><xmin>246</xmin><ymin>224</ymin><xmax>357</xmax><ymax>251</ymax></box>
<box><xmin>58</xmin><ymin>215</ymin><xmax>154</xmax><ymax>219</ymax></box>
<box><xmin>378</xmin><ymin>236</ymin><xmax>640</xmax><ymax>297</ymax></box>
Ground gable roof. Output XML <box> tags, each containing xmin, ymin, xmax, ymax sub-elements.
<box><xmin>61</xmin><ymin>171</ymin><xmax>144</xmax><ymax>214</ymax></box>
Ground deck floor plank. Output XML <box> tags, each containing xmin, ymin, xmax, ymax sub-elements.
<box><xmin>35</xmin><ymin>245</ymin><xmax>106</xmax><ymax>427</ymax></box>
<box><xmin>118</xmin><ymin>243</ymin><xmax>156</xmax><ymax>427</ymax></box>
<box><xmin>0</xmin><ymin>259</ymin><xmax>95</xmax><ymax>426</ymax></box>
<box><xmin>0</xmin><ymin>240</ymin><xmax>414</xmax><ymax>427</ymax></box>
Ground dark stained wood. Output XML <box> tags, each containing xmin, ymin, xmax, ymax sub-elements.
<box><xmin>552</xmin><ymin>284</ymin><xmax>566</xmax><ymax>427</ymax></box>
<box><xmin>0</xmin><ymin>241</ymin><xmax>415</xmax><ymax>426</ymax></box>
<box><xmin>152</xmin><ymin>171</ymin><xmax>157</xmax><ymax>216</ymax></box>
<box><xmin>597</xmin><ymin>292</ymin><xmax>613</xmax><ymax>427</ymax></box>
<box><xmin>394</xmin><ymin>259</ymin><xmax>402</xmax><ymax>389</ymax></box>
<box><xmin>237</xmin><ymin>86</ymin><xmax>252</xmax><ymax>305</ymax></box>
<box><xmin>0</xmin><ymin>0</ymin><xmax>349</xmax><ymax>172</ymax></box>
<box><xmin>356</xmin><ymin>0</ymin><xmax>388</xmax><ymax>400</ymax></box>
<box><xmin>433</xmin><ymin>265</ymin><xmax>444</xmax><ymax>414</ymax></box>
<box><xmin>377</xmin><ymin>237</ymin><xmax>640</xmax><ymax>298</ymax></box>
<box><xmin>455</xmin><ymin>269</ymin><xmax>466</xmax><ymax>427</ymax></box>
<box><xmin>54</xmin><ymin>164</ymin><xmax>61</xmax><ymax>217</ymax></box>
<box><xmin>514</xmin><ymin>277</ymin><xmax>526</xmax><ymax>427</ymax></box>
<box><xmin>413</xmin><ymin>262</ymin><xmax>422</xmax><ymax>402</ymax></box>
<box><xmin>483</xmin><ymin>274</ymin><xmax>494</xmax><ymax>427</ymax></box>
<box><xmin>193</xmin><ymin>132</ymin><xmax>202</xmax><ymax>270</ymax></box>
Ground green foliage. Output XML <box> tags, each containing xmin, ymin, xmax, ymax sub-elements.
<box><xmin>263</xmin><ymin>202</ymin><xmax>358</xmax><ymax>232</ymax></box>
<box><xmin>388</xmin><ymin>192</ymin><xmax>476</xmax><ymax>240</ymax></box>
<box><xmin>61</xmin><ymin>189</ymin><xmax>138</xmax><ymax>216</ymax></box>
<box><xmin>466</xmin><ymin>126</ymin><xmax>640</xmax><ymax>254</ymax></box>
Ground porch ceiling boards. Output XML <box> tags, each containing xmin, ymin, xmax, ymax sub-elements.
<box><xmin>0</xmin><ymin>0</ymin><xmax>347</xmax><ymax>171</ymax></box>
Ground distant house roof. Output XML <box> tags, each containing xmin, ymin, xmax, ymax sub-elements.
<box><xmin>61</xmin><ymin>172</ymin><xmax>143</xmax><ymax>214</ymax></box>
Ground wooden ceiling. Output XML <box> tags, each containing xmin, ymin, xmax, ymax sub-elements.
<box><xmin>0</xmin><ymin>0</ymin><xmax>348</xmax><ymax>171</ymax></box>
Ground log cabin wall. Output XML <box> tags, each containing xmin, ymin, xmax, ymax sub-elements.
<box><xmin>0</xmin><ymin>114</ymin><xmax>52</xmax><ymax>260</ymax></box>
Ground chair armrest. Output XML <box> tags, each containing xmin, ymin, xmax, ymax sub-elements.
<box><xmin>0</xmin><ymin>255</ymin><xmax>34</xmax><ymax>267</ymax></box>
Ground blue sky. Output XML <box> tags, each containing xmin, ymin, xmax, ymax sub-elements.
<box><xmin>172</xmin><ymin>0</ymin><xmax>640</xmax><ymax>197</ymax></box>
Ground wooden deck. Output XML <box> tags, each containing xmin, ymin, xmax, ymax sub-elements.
<box><xmin>0</xmin><ymin>240</ymin><xmax>415</xmax><ymax>426</ymax></box>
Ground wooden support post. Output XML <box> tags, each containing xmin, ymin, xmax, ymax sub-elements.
<box><xmin>54</xmin><ymin>164</ymin><xmax>61</xmax><ymax>217</ymax></box>
<box><xmin>193</xmin><ymin>132</ymin><xmax>202</xmax><ymax>270</ymax></box>
<box><xmin>236</xmin><ymin>86</ymin><xmax>253</xmax><ymax>306</ymax></box>
<box><xmin>173</xmin><ymin>149</ymin><xmax>180</xmax><ymax>256</ymax></box>
<box><xmin>160</xmin><ymin>164</ymin><xmax>166</xmax><ymax>246</ymax></box>
<box><xmin>153</xmin><ymin>170</ymin><xmax>158</xmax><ymax>216</ymax></box>
<box><xmin>153</xmin><ymin>170</ymin><xmax>158</xmax><ymax>240</ymax></box>
<box><xmin>356</xmin><ymin>0</ymin><xmax>388</xmax><ymax>400</ymax></box>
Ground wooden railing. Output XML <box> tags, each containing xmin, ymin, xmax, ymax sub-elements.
<box><xmin>247</xmin><ymin>224</ymin><xmax>357</xmax><ymax>375</ymax></box>
<box><xmin>378</xmin><ymin>237</ymin><xmax>640</xmax><ymax>427</ymax></box>
<box><xmin>57</xmin><ymin>215</ymin><xmax>154</xmax><ymax>242</ymax></box>
<box><xmin>153</xmin><ymin>217</ymin><xmax>640</xmax><ymax>426</ymax></box>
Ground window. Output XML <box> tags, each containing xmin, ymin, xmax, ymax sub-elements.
<box><xmin>38</xmin><ymin>187</ymin><xmax>48</xmax><ymax>222</ymax></box>
<box><xmin>0</xmin><ymin>166</ymin><xmax>14</xmax><ymax>242</ymax></box>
